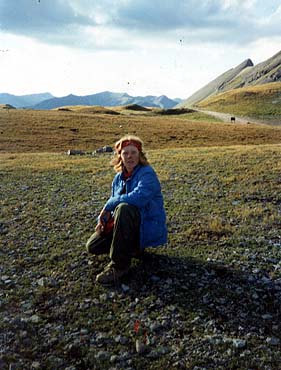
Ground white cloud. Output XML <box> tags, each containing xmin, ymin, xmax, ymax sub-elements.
<box><xmin>0</xmin><ymin>0</ymin><xmax>94</xmax><ymax>46</ymax></box>
<box><xmin>1</xmin><ymin>0</ymin><xmax>281</xmax><ymax>49</ymax></box>
<box><xmin>0</xmin><ymin>0</ymin><xmax>280</xmax><ymax>98</ymax></box>
<box><xmin>220</xmin><ymin>0</ymin><xmax>257</xmax><ymax>10</ymax></box>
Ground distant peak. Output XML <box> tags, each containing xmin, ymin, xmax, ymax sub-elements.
<box><xmin>243</xmin><ymin>58</ymin><xmax>254</xmax><ymax>67</ymax></box>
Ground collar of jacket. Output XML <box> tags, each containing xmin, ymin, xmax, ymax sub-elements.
<box><xmin>120</xmin><ymin>164</ymin><xmax>142</xmax><ymax>180</ymax></box>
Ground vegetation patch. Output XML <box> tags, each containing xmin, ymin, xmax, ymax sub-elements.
<box><xmin>157</xmin><ymin>108</ymin><xmax>195</xmax><ymax>115</ymax></box>
<box><xmin>196</xmin><ymin>82</ymin><xmax>281</xmax><ymax>121</ymax></box>
<box><xmin>122</xmin><ymin>104</ymin><xmax>151</xmax><ymax>111</ymax></box>
<box><xmin>1</xmin><ymin>143</ymin><xmax>281</xmax><ymax>369</ymax></box>
<box><xmin>55</xmin><ymin>105</ymin><xmax>120</xmax><ymax>115</ymax></box>
<box><xmin>1</xmin><ymin>109</ymin><xmax>281</xmax><ymax>153</ymax></box>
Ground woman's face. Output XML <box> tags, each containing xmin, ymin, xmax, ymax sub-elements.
<box><xmin>121</xmin><ymin>144</ymin><xmax>140</xmax><ymax>172</ymax></box>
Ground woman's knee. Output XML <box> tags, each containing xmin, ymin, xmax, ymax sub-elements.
<box><xmin>85</xmin><ymin>238</ymin><xmax>93</xmax><ymax>253</ymax></box>
<box><xmin>85</xmin><ymin>232</ymin><xmax>99</xmax><ymax>253</ymax></box>
<box><xmin>115</xmin><ymin>202</ymin><xmax>128</xmax><ymax>212</ymax></box>
<box><xmin>86</xmin><ymin>232</ymin><xmax>111</xmax><ymax>255</ymax></box>
<box><xmin>115</xmin><ymin>203</ymin><xmax>138</xmax><ymax>216</ymax></box>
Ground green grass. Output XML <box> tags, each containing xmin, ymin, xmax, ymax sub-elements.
<box><xmin>196</xmin><ymin>82</ymin><xmax>281</xmax><ymax>120</ymax></box>
<box><xmin>1</xmin><ymin>145</ymin><xmax>281</xmax><ymax>369</ymax></box>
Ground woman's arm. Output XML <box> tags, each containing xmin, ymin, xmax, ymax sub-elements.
<box><xmin>104</xmin><ymin>169</ymin><xmax>159</xmax><ymax>211</ymax></box>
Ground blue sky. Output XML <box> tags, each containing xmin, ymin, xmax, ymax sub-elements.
<box><xmin>0</xmin><ymin>0</ymin><xmax>280</xmax><ymax>99</ymax></box>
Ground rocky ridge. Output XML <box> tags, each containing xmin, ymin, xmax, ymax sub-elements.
<box><xmin>180</xmin><ymin>49</ymin><xmax>281</xmax><ymax>107</ymax></box>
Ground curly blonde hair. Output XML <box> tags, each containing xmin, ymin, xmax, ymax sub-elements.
<box><xmin>111</xmin><ymin>135</ymin><xmax>149</xmax><ymax>172</ymax></box>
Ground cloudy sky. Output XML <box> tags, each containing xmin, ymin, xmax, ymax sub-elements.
<box><xmin>0</xmin><ymin>0</ymin><xmax>280</xmax><ymax>99</ymax></box>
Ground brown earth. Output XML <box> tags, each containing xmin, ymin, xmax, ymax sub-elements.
<box><xmin>1</xmin><ymin>108</ymin><xmax>281</xmax><ymax>153</ymax></box>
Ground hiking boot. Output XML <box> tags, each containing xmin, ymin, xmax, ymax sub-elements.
<box><xmin>95</xmin><ymin>266</ymin><xmax>129</xmax><ymax>284</ymax></box>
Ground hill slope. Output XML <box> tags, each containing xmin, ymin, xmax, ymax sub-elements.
<box><xmin>195</xmin><ymin>82</ymin><xmax>281</xmax><ymax>121</ymax></box>
<box><xmin>219</xmin><ymin>50</ymin><xmax>281</xmax><ymax>91</ymax></box>
<box><xmin>1</xmin><ymin>108</ymin><xmax>281</xmax><ymax>153</ymax></box>
<box><xmin>179</xmin><ymin>59</ymin><xmax>253</xmax><ymax>107</ymax></box>
<box><xmin>180</xmin><ymin>50</ymin><xmax>281</xmax><ymax>107</ymax></box>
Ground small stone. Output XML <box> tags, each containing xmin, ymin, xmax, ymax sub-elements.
<box><xmin>118</xmin><ymin>351</ymin><xmax>130</xmax><ymax>361</ymax></box>
<box><xmin>233</xmin><ymin>339</ymin><xmax>247</xmax><ymax>349</ymax></box>
<box><xmin>207</xmin><ymin>335</ymin><xmax>223</xmax><ymax>345</ymax></box>
<box><xmin>114</xmin><ymin>335</ymin><xmax>128</xmax><ymax>345</ymax></box>
<box><xmin>19</xmin><ymin>330</ymin><xmax>28</xmax><ymax>338</ymax></box>
<box><xmin>4</xmin><ymin>279</ymin><xmax>13</xmax><ymax>285</ymax></box>
<box><xmin>266</xmin><ymin>337</ymin><xmax>280</xmax><ymax>346</ymax></box>
<box><xmin>121</xmin><ymin>284</ymin><xmax>130</xmax><ymax>293</ymax></box>
<box><xmin>29</xmin><ymin>315</ymin><xmax>41</xmax><ymax>324</ymax></box>
<box><xmin>248</xmin><ymin>275</ymin><xmax>256</xmax><ymax>282</ymax></box>
<box><xmin>147</xmin><ymin>346</ymin><xmax>169</xmax><ymax>358</ymax></box>
<box><xmin>95</xmin><ymin>351</ymin><xmax>110</xmax><ymax>361</ymax></box>
<box><xmin>191</xmin><ymin>316</ymin><xmax>200</xmax><ymax>323</ymax></box>
<box><xmin>21</xmin><ymin>186</ymin><xmax>30</xmax><ymax>191</ymax></box>
<box><xmin>110</xmin><ymin>355</ymin><xmax>118</xmax><ymax>363</ymax></box>
<box><xmin>136</xmin><ymin>339</ymin><xmax>146</xmax><ymax>354</ymax></box>
<box><xmin>31</xmin><ymin>361</ymin><xmax>41</xmax><ymax>369</ymax></box>
<box><xmin>261</xmin><ymin>276</ymin><xmax>271</xmax><ymax>284</ymax></box>
<box><xmin>37</xmin><ymin>277</ymin><xmax>47</xmax><ymax>287</ymax></box>
<box><xmin>150</xmin><ymin>322</ymin><xmax>162</xmax><ymax>332</ymax></box>
<box><xmin>99</xmin><ymin>293</ymin><xmax>108</xmax><ymax>301</ymax></box>
<box><xmin>252</xmin><ymin>292</ymin><xmax>259</xmax><ymax>300</ymax></box>
<box><xmin>108</xmin><ymin>291</ymin><xmax>116</xmax><ymax>299</ymax></box>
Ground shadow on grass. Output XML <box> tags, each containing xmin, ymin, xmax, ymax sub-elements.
<box><xmin>117</xmin><ymin>251</ymin><xmax>281</xmax><ymax>340</ymax></box>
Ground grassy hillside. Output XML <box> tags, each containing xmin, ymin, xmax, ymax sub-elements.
<box><xmin>195</xmin><ymin>82</ymin><xmax>281</xmax><ymax>121</ymax></box>
<box><xmin>1</xmin><ymin>109</ymin><xmax>281</xmax><ymax>369</ymax></box>
<box><xmin>1</xmin><ymin>108</ymin><xmax>281</xmax><ymax>153</ymax></box>
<box><xmin>1</xmin><ymin>146</ymin><xmax>281</xmax><ymax>369</ymax></box>
<box><xmin>179</xmin><ymin>59</ymin><xmax>254</xmax><ymax>107</ymax></box>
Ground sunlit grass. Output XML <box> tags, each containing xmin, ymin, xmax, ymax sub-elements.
<box><xmin>1</xmin><ymin>108</ymin><xmax>281</xmax><ymax>153</ymax></box>
<box><xmin>1</xmin><ymin>107</ymin><xmax>281</xmax><ymax>369</ymax></box>
<box><xmin>196</xmin><ymin>81</ymin><xmax>281</xmax><ymax>120</ymax></box>
<box><xmin>1</xmin><ymin>142</ymin><xmax>281</xmax><ymax>368</ymax></box>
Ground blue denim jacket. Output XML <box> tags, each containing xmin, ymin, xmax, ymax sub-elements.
<box><xmin>104</xmin><ymin>165</ymin><xmax>167</xmax><ymax>249</ymax></box>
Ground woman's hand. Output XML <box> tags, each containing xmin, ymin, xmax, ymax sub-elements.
<box><xmin>95</xmin><ymin>209</ymin><xmax>111</xmax><ymax>235</ymax></box>
<box><xmin>95</xmin><ymin>222</ymin><xmax>104</xmax><ymax>235</ymax></box>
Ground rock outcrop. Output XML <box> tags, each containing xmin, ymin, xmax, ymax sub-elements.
<box><xmin>220</xmin><ymin>50</ymin><xmax>281</xmax><ymax>91</ymax></box>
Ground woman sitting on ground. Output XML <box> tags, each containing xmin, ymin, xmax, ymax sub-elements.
<box><xmin>86</xmin><ymin>135</ymin><xmax>167</xmax><ymax>284</ymax></box>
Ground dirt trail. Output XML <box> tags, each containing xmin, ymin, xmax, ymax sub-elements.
<box><xmin>195</xmin><ymin>109</ymin><xmax>280</xmax><ymax>126</ymax></box>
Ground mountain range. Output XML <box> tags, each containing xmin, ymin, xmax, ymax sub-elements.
<box><xmin>0</xmin><ymin>92</ymin><xmax>54</xmax><ymax>108</ymax></box>
<box><xmin>179</xmin><ymin>50</ymin><xmax>281</xmax><ymax>107</ymax></box>
<box><xmin>1</xmin><ymin>49</ymin><xmax>280</xmax><ymax>111</ymax></box>
<box><xmin>0</xmin><ymin>91</ymin><xmax>182</xmax><ymax>110</ymax></box>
